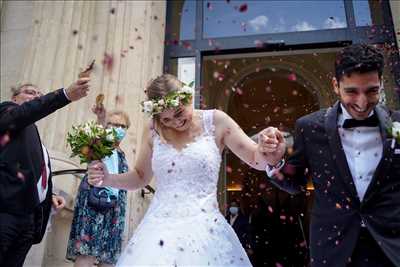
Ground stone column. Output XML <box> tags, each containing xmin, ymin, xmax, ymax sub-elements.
<box><xmin>390</xmin><ymin>0</ymin><xmax>400</xmax><ymax>48</ymax></box>
<box><xmin>1</xmin><ymin>1</ymin><xmax>166</xmax><ymax>266</ymax></box>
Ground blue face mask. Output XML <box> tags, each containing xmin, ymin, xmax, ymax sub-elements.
<box><xmin>229</xmin><ymin>207</ymin><xmax>239</xmax><ymax>215</ymax></box>
<box><xmin>114</xmin><ymin>127</ymin><xmax>126</xmax><ymax>142</ymax></box>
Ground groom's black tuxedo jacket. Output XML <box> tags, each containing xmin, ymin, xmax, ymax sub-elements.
<box><xmin>268</xmin><ymin>102</ymin><xmax>400</xmax><ymax>267</ymax></box>
<box><xmin>0</xmin><ymin>89</ymin><xmax>70</xmax><ymax>243</ymax></box>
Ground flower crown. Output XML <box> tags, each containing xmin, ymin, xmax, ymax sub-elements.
<box><xmin>141</xmin><ymin>85</ymin><xmax>194</xmax><ymax>117</ymax></box>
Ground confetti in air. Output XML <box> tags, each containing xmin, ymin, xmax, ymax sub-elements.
<box><xmin>238</xmin><ymin>3</ymin><xmax>248</xmax><ymax>12</ymax></box>
<box><xmin>102</xmin><ymin>53</ymin><xmax>114</xmax><ymax>74</ymax></box>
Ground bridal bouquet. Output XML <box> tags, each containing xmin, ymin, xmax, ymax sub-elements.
<box><xmin>67</xmin><ymin>121</ymin><xmax>117</xmax><ymax>164</ymax></box>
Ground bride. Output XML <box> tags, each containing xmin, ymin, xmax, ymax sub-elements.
<box><xmin>87</xmin><ymin>74</ymin><xmax>286</xmax><ymax>266</ymax></box>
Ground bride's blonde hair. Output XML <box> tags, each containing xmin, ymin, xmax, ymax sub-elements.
<box><xmin>145</xmin><ymin>74</ymin><xmax>186</xmax><ymax>138</ymax></box>
<box><xmin>145</xmin><ymin>74</ymin><xmax>184</xmax><ymax>101</ymax></box>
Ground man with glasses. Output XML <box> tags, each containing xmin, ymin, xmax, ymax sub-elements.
<box><xmin>0</xmin><ymin>78</ymin><xmax>90</xmax><ymax>267</ymax></box>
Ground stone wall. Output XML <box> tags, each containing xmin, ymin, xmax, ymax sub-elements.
<box><xmin>1</xmin><ymin>1</ymin><xmax>166</xmax><ymax>266</ymax></box>
<box><xmin>390</xmin><ymin>0</ymin><xmax>399</xmax><ymax>48</ymax></box>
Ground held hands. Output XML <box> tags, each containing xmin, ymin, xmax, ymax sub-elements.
<box><xmin>258</xmin><ymin>127</ymin><xmax>286</xmax><ymax>166</ymax></box>
<box><xmin>87</xmin><ymin>160</ymin><xmax>109</xmax><ymax>187</ymax></box>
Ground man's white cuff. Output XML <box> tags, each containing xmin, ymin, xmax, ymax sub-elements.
<box><xmin>265</xmin><ymin>159</ymin><xmax>285</xmax><ymax>177</ymax></box>
<box><xmin>63</xmin><ymin>88</ymin><xmax>70</xmax><ymax>101</ymax></box>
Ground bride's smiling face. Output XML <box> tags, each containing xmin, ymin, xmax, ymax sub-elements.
<box><xmin>158</xmin><ymin>103</ymin><xmax>194</xmax><ymax>131</ymax></box>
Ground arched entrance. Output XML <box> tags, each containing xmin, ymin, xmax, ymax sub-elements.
<box><xmin>165</xmin><ymin>1</ymin><xmax>400</xmax><ymax>266</ymax></box>
<box><xmin>200</xmin><ymin>50</ymin><xmax>337</xmax><ymax>266</ymax></box>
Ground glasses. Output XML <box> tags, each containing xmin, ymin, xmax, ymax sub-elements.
<box><xmin>20</xmin><ymin>89</ymin><xmax>42</xmax><ymax>97</ymax></box>
<box><xmin>106</xmin><ymin>123</ymin><xmax>128</xmax><ymax>129</ymax></box>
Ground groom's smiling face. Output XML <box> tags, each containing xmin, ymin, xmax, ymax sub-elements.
<box><xmin>333</xmin><ymin>71</ymin><xmax>381</xmax><ymax>120</ymax></box>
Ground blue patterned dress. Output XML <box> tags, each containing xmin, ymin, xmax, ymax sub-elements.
<box><xmin>66</xmin><ymin>149</ymin><xmax>128</xmax><ymax>265</ymax></box>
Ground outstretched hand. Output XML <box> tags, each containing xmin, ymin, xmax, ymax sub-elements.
<box><xmin>91</xmin><ymin>94</ymin><xmax>106</xmax><ymax>125</ymax></box>
<box><xmin>258</xmin><ymin>127</ymin><xmax>286</xmax><ymax>166</ymax></box>
<box><xmin>65</xmin><ymin>77</ymin><xmax>90</xmax><ymax>102</ymax></box>
<box><xmin>65</xmin><ymin>60</ymin><xmax>95</xmax><ymax>101</ymax></box>
<box><xmin>87</xmin><ymin>160</ymin><xmax>109</xmax><ymax>187</ymax></box>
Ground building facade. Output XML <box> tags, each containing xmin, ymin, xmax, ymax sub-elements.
<box><xmin>1</xmin><ymin>1</ymin><xmax>399</xmax><ymax>266</ymax></box>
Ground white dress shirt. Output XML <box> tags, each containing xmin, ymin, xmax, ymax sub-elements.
<box><xmin>338</xmin><ymin>104</ymin><xmax>382</xmax><ymax>202</ymax></box>
<box><xmin>37</xmin><ymin>144</ymin><xmax>50</xmax><ymax>203</ymax></box>
<box><xmin>229</xmin><ymin>214</ymin><xmax>238</xmax><ymax>226</ymax></box>
<box><xmin>266</xmin><ymin>104</ymin><xmax>383</xmax><ymax>203</ymax></box>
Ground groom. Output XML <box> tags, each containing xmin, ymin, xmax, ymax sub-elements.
<box><xmin>264</xmin><ymin>44</ymin><xmax>400</xmax><ymax>267</ymax></box>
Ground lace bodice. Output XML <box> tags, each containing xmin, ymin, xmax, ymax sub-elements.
<box><xmin>149</xmin><ymin>109</ymin><xmax>221</xmax><ymax>218</ymax></box>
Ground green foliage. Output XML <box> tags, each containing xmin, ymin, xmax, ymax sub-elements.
<box><xmin>66</xmin><ymin>121</ymin><xmax>117</xmax><ymax>164</ymax></box>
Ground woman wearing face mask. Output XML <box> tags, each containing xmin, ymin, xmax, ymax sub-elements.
<box><xmin>226</xmin><ymin>201</ymin><xmax>253</xmax><ymax>259</ymax></box>
<box><xmin>87</xmin><ymin>74</ymin><xmax>286</xmax><ymax>266</ymax></box>
<box><xmin>66</xmin><ymin>108</ymin><xmax>131</xmax><ymax>267</ymax></box>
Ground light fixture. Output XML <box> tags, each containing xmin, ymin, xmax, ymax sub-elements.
<box><xmin>227</xmin><ymin>184</ymin><xmax>243</xmax><ymax>191</ymax></box>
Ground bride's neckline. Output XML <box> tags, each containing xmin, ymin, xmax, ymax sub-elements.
<box><xmin>156</xmin><ymin>110</ymin><xmax>205</xmax><ymax>153</ymax></box>
<box><xmin>158</xmin><ymin>132</ymin><xmax>208</xmax><ymax>154</ymax></box>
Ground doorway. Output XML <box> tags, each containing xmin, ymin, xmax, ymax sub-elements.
<box><xmin>201</xmin><ymin>48</ymin><xmax>340</xmax><ymax>266</ymax></box>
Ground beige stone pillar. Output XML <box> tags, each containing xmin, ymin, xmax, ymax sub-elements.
<box><xmin>390</xmin><ymin>1</ymin><xmax>400</xmax><ymax>48</ymax></box>
<box><xmin>1</xmin><ymin>1</ymin><xmax>166</xmax><ymax>266</ymax></box>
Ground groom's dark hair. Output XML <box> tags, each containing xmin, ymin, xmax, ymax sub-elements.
<box><xmin>335</xmin><ymin>43</ymin><xmax>384</xmax><ymax>83</ymax></box>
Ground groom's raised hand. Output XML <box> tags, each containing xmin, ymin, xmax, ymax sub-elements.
<box><xmin>258</xmin><ymin>127</ymin><xmax>286</xmax><ymax>166</ymax></box>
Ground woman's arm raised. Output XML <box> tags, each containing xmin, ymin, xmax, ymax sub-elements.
<box><xmin>214</xmin><ymin>109</ymin><xmax>285</xmax><ymax>171</ymax></box>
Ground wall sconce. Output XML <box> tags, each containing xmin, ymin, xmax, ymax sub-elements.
<box><xmin>227</xmin><ymin>184</ymin><xmax>243</xmax><ymax>191</ymax></box>
<box><xmin>306</xmin><ymin>179</ymin><xmax>314</xmax><ymax>191</ymax></box>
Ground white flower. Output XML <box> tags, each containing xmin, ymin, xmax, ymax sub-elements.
<box><xmin>392</xmin><ymin>121</ymin><xmax>400</xmax><ymax>137</ymax></box>
<box><xmin>105</xmin><ymin>128</ymin><xmax>115</xmax><ymax>141</ymax></box>
<box><xmin>106</xmin><ymin>133</ymin><xmax>115</xmax><ymax>142</ymax></box>
<box><xmin>181</xmin><ymin>86</ymin><xmax>193</xmax><ymax>94</ymax></box>
<box><xmin>170</xmin><ymin>99</ymin><xmax>179</xmax><ymax>107</ymax></box>
<box><xmin>158</xmin><ymin>99</ymin><xmax>165</xmax><ymax>106</ymax></box>
<box><xmin>143</xmin><ymin>101</ymin><xmax>154</xmax><ymax>114</ymax></box>
<box><xmin>83</xmin><ymin>125</ymin><xmax>91</xmax><ymax>135</ymax></box>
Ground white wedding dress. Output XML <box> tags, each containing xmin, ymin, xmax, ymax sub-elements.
<box><xmin>117</xmin><ymin>110</ymin><xmax>252</xmax><ymax>266</ymax></box>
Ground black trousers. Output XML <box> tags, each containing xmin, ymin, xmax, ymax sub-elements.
<box><xmin>0</xmin><ymin>212</ymin><xmax>35</xmax><ymax>267</ymax></box>
<box><xmin>347</xmin><ymin>228</ymin><xmax>396</xmax><ymax>267</ymax></box>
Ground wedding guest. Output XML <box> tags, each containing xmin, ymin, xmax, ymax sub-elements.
<box><xmin>249</xmin><ymin>196</ymin><xmax>275</xmax><ymax>266</ymax></box>
<box><xmin>0</xmin><ymin>79</ymin><xmax>91</xmax><ymax>267</ymax></box>
<box><xmin>226</xmin><ymin>200</ymin><xmax>253</xmax><ymax>254</ymax></box>
<box><xmin>66</xmin><ymin>107</ymin><xmax>131</xmax><ymax>267</ymax></box>
<box><xmin>265</xmin><ymin>44</ymin><xmax>400</xmax><ymax>267</ymax></box>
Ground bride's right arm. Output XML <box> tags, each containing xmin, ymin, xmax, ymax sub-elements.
<box><xmin>88</xmin><ymin>122</ymin><xmax>154</xmax><ymax>190</ymax></box>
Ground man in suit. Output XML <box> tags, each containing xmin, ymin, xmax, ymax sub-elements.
<box><xmin>0</xmin><ymin>78</ymin><xmax>90</xmax><ymax>267</ymax></box>
<box><xmin>263</xmin><ymin>44</ymin><xmax>400</xmax><ymax>266</ymax></box>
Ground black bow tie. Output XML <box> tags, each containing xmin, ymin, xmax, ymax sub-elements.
<box><xmin>342</xmin><ymin>114</ymin><xmax>379</xmax><ymax>129</ymax></box>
